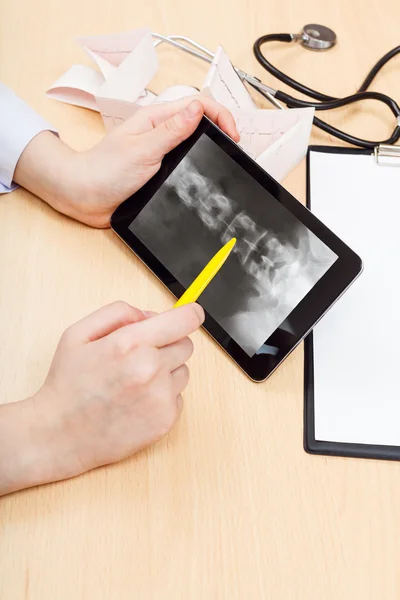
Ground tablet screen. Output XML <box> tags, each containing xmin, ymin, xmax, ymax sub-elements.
<box><xmin>130</xmin><ymin>135</ymin><xmax>337</xmax><ymax>357</ymax></box>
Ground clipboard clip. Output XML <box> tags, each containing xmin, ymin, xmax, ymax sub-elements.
<box><xmin>374</xmin><ymin>144</ymin><xmax>400</xmax><ymax>166</ymax></box>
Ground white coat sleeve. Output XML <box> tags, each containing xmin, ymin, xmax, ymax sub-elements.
<box><xmin>0</xmin><ymin>82</ymin><xmax>57</xmax><ymax>193</ymax></box>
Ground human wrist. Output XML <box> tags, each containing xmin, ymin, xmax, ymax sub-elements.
<box><xmin>13</xmin><ymin>131</ymin><xmax>83</xmax><ymax>220</ymax></box>
<box><xmin>0</xmin><ymin>392</ymin><xmax>59</xmax><ymax>495</ymax></box>
<box><xmin>14</xmin><ymin>133</ymin><xmax>112</xmax><ymax>228</ymax></box>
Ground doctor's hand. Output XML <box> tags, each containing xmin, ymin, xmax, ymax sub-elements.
<box><xmin>0</xmin><ymin>301</ymin><xmax>204</xmax><ymax>496</ymax></box>
<box><xmin>14</xmin><ymin>95</ymin><xmax>239</xmax><ymax>228</ymax></box>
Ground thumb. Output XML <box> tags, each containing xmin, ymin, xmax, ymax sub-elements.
<box><xmin>142</xmin><ymin>100</ymin><xmax>204</xmax><ymax>159</ymax></box>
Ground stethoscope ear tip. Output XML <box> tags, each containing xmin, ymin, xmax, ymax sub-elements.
<box><xmin>299</xmin><ymin>24</ymin><xmax>337</xmax><ymax>51</ymax></box>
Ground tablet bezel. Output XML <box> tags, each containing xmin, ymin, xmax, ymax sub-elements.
<box><xmin>111</xmin><ymin>117</ymin><xmax>362</xmax><ymax>382</ymax></box>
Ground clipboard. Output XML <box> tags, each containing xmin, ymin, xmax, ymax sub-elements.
<box><xmin>304</xmin><ymin>144</ymin><xmax>400</xmax><ymax>461</ymax></box>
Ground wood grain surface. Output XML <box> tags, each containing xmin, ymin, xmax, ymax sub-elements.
<box><xmin>1</xmin><ymin>0</ymin><xmax>400</xmax><ymax>598</ymax></box>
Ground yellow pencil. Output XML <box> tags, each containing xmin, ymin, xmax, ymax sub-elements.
<box><xmin>174</xmin><ymin>238</ymin><xmax>237</xmax><ymax>308</ymax></box>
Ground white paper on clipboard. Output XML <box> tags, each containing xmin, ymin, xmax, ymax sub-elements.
<box><xmin>309</xmin><ymin>149</ymin><xmax>400</xmax><ymax>447</ymax></box>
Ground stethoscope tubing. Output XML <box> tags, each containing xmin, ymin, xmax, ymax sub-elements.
<box><xmin>151</xmin><ymin>32</ymin><xmax>400</xmax><ymax>149</ymax></box>
<box><xmin>253</xmin><ymin>33</ymin><xmax>400</xmax><ymax>149</ymax></box>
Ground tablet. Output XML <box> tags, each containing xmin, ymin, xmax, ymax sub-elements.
<box><xmin>111</xmin><ymin>117</ymin><xmax>362</xmax><ymax>381</ymax></box>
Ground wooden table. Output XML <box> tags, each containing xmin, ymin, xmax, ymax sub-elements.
<box><xmin>1</xmin><ymin>1</ymin><xmax>400</xmax><ymax>598</ymax></box>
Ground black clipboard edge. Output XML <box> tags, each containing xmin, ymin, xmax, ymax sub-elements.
<box><xmin>304</xmin><ymin>146</ymin><xmax>400</xmax><ymax>462</ymax></box>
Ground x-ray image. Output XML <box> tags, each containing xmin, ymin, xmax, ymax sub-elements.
<box><xmin>130</xmin><ymin>135</ymin><xmax>337</xmax><ymax>356</ymax></box>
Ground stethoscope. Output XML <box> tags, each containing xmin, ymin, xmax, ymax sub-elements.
<box><xmin>152</xmin><ymin>25</ymin><xmax>400</xmax><ymax>150</ymax></box>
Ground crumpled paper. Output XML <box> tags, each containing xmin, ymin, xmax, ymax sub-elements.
<box><xmin>47</xmin><ymin>28</ymin><xmax>314</xmax><ymax>181</ymax></box>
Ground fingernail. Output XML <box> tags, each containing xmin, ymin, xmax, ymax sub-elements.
<box><xmin>192</xmin><ymin>303</ymin><xmax>205</xmax><ymax>324</ymax></box>
<box><xmin>185</xmin><ymin>100</ymin><xmax>202</xmax><ymax>119</ymax></box>
<box><xmin>141</xmin><ymin>310</ymin><xmax>155</xmax><ymax>317</ymax></box>
<box><xmin>232</xmin><ymin>121</ymin><xmax>240</xmax><ymax>140</ymax></box>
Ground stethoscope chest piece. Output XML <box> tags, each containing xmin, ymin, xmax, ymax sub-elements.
<box><xmin>300</xmin><ymin>24</ymin><xmax>337</xmax><ymax>51</ymax></box>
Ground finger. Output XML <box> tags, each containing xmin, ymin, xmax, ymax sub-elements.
<box><xmin>150</xmin><ymin>95</ymin><xmax>239</xmax><ymax>141</ymax></box>
<box><xmin>159</xmin><ymin>336</ymin><xmax>194</xmax><ymax>372</ymax></box>
<box><xmin>171</xmin><ymin>364</ymin><xmax>190</xmax><ymax>397</ymax></box>
<box><xmin>109</xmin><ymin>303</ymin><xmax>205</xmax><ymax>350</ymax></box>
<box><xmin>122</xmin><ymin>98</ymin><xmax>193</xmax><ymax>134</ymax></box>
<box><xmin>198</xmin><ymin>95</ymin><xmax>240</xmax><ymax>142</ymax></box>
<box><xmin>138</xmin><ymin>100</ymin><xmax>204</xmax><ymax>158</ymax></box>
<box><xmin>121</xmin><ymin>345</ymin><xmax>161</xmax><ymax>386</ymax></box>
<box><xmin>126</xmin><ymin>95</ymin><xmax>239</xmax><ymax>142</ymax></box>
<box><xmin>63</xmin><ymin>301</ymin><xmax>148</xmax><ymax>344</ymax></box>
<box><xmin>142</xmin><ymin>310</ymin><xmax>158</xmax><ymax>318</ymax></box>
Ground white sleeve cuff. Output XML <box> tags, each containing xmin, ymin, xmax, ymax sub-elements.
<box><xmin>0</xmin><ymin>83</ymin><xmax>57</xmax><ymax>193</ymax></box>
<box><xmin>0</xmin><ymin>181</ymin><xmax>18</xmax><ymax>193</ymax></box>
